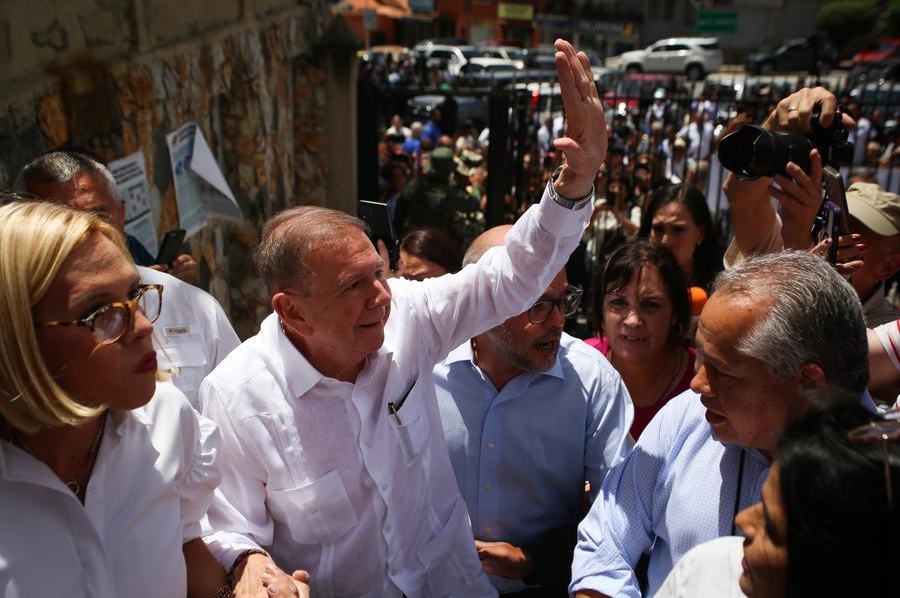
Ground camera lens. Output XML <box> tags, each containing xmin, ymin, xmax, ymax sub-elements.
<box><xmin>718</xmin><ymin>125</ymin><xmax>813</xmax><ymax>178</ymax></box>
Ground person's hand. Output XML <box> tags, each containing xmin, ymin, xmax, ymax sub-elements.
<box><xmin>231</xmin><ymin>553</ymin><xmax>281</xmax><ymax>598</ymax></box>
<box><xmin>475</xmin><ymin>540</ymin><xmax>533</xmax><ymax>580</ymax></box>
<box><xmin>809</xmin><ymin>234</ymin><xmax>865</xmax><ymax>278</ymax></box>
<box><xmin>259</xmin><ymin>563</ymin><xmax>311</xmax><ymax>598</ymax></box>
<box><xmin>551</xmin><ymin>39</ymin><xmax>607</xmax><ymax>199</ymax></box>
<box><xmin>771</xmin><ymin>149</ymin><xmax>824</xmax><ymax>250</ymax></box>
<box><xmin>762</xmin><ymin>86</ymin><xmax>856</xmax><ymax>134</ymax></box>
<box><xmin>149</xmin><ymin>253</ymin><xmax>199</xmax><ymax>283</ymax></box>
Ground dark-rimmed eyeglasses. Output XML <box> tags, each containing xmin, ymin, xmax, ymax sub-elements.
<box><xmin>847</xmin><ymin>418</ymin><xmax>900</xmax><ymax>511</ymax></box>
<box><xmin>527</xmin><ymin>286</ymin><xmax>582</xmax><ymax>324</ymax></box>
<box><xmin>34</xmin><ymin>284</ymin><xmax>163</xmax><ymax>345</ymax></box>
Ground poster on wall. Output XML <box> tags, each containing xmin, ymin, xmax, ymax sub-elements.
<box><xmin>109</xmin><ymin>151</ymin><xmax>157</xmax><ymax>256</ymax></box>
<box><xmin>165</xmin><ymin>122</ymin><xmax>243</xmax><ymax>239</ymax></box>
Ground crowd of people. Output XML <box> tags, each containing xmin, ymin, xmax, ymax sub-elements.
<box><xmin>3</xmin><ymin>37</ymin><xmax>900</xmax><ymax>598</ymax></box>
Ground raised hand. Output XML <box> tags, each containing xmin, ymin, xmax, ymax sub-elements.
<box><xmin>551</xmin><ymin>39</ymin><xmax>607</xmax><ymax>199</ymax></box>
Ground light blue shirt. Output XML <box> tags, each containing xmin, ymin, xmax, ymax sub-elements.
<box><xmin>570</xmin><ymin>390</ymin><xmax>771</xmax><ymax>598</ymax></box>
<box><xmin>435</xmin><ymin>333</ymin><xmax>634</xmax><ymax>593</ymax></box>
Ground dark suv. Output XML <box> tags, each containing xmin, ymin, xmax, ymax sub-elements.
<box><xmin>745</xmin><ymin>35</ymin><xmax>838</xmax><ymax>75</ymax></box>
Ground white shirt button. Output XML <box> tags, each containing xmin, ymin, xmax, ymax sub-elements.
<box><xmin>487</xmin><ymin>441</ymin><xmax>495</xmax><ymax>450</ymax></box>
<box><xmin>381</xmin><ymin>483</ymin><xmax>388</xmax><ymax>491</ymax></box>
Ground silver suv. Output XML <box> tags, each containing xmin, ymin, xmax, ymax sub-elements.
<box><xmin>616</xmin><ymin>37</ymin><xmax>723</xmax><ymax>81</ymax></box>
<box><xmin>412</xmin><ymin>43</ymin><xmax>482</xmax><ymax>78</ymax></box>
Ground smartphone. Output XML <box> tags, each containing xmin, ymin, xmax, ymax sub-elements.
<box><xmin>816</xmin><ymin>167</ymin><xmax>851</xmax><ymax>266</ymax></box>
<box><xmin>823</xmin><ymin>203</ymin><xmax>841</xmax><ymax>265</ymax></box>
<box><xmin>155</xmin><ymin>229</ymin><xmax>186</xmax><ymax>265</ymax></box>
<box><xmin>822</xmin><ymin>166</ymin><xmax>851</xmax><ymax>236</ymax></box>
<box><xmin>357</xmin><ymin>200</ymin><xmax>399</xmax><ymax>270</ymax></box>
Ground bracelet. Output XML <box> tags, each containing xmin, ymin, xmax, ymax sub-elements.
<box><xmin>212</xmin><ymin>581</ymin><xmax>234</xmax><ymax>598</ymax></box>
<box><xmin>227</xmin><ymin>548</ymin><xmax>270</xmax><ymax>587</ymax></box>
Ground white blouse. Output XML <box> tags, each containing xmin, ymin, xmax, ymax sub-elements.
<box><xmin>0</xmin><ymin>381</ymin><xmax>220</xmax><ymax>598</ymax></box>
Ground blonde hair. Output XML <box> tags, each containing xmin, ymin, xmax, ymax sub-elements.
<box><xmin>0</xmin><ymin>199</ymin><xmax>129</xmax><ymax>433</ymax></box>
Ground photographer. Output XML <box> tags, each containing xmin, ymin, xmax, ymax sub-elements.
<box><xmin>722</xmin><ymin>87</ymin><xmax>900</xmax><ymax>327</ymax></box>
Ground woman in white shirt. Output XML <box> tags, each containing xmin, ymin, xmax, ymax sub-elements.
<box><xmin>0</xmin><ymin>201</ymin><xmax>305</xmax><ymax>598</ymax></box>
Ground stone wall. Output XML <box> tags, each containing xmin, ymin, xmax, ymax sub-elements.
<box><xmin>0</xmin><ymin>0</ymin><xmax>359</xmax><ymax>339</ymax></box>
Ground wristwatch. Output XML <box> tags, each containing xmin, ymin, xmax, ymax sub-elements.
<box><xmin>548</xmin><ymin>166</ymin><xmax>594</xmax><ymax>210</ymax></box>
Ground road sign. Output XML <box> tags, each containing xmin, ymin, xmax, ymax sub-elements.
<box><xmin>696</xmin><ymin>10</ymin><xmax>738</xmax><ymax>34</ymax></box>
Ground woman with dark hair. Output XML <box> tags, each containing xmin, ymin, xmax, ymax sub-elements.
<box><xmin>656</xmin><ymin>390</ymin><xmax>900</xmax><ymax>598</ymax></box>
<box><xmin>397</xmin><ymin>227</ymin><xmax>462</xmax><ymax>281</ymax></box>
<box><xmin>638</xmin><ymin>183</ymin><xmax>724</xmax><ymax>293</ymax></box>
<box><xmin>586</xmin><ymin>239</ymin><xmax>694</xmax><ymax>439</ymax></box>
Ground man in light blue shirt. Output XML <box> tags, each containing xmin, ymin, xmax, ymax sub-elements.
<box><xmin>570</xmin><ymin>250</ymin><xmax>872</xmax><ymax>598</ymax></box>
<box><xmin>435</xmin><ymin>226</ymin><xmax>634</xmax><ymax>597</ymax></box>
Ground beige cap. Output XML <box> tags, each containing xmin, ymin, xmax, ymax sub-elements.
<box><xmin>846</xmin><ymin>182</ymin><xmax>900</xmax><ymax>236</ymax></box>
<box><xmin>673</xmin><ymin>137</ymin><xmax>687</xmax><ymax>149</ymax></box>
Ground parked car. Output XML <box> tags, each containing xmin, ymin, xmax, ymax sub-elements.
<box><xmin>524</xmin><ymin>44</ymin><xmax>558</xmax><ymax>70</ymax></box>
<box><xmin>476</xmin><ymin>45</ymin><xmax>526</xmax><ymax>69</ymax></box>
<box><xmin>456</xmin><ymin>57</ymin><xmax>521</xmax><ymax>86</ymax></box>
<box><xmin>406</xmin><ymin>94</ymin><xmax>490</xmax><ymax>130</ymax></box>
<box><xmin>852</xmin><ymin>38</ymin><xmax>900</xmax><ymax>66</ymax></box>
<box><xmin>413</xmin><ymin>43</ymin><xmax>482</xmax><ymax>77</ymax></box>
<box><xmin>357</xmin><ymin>45</ymin><xmax>410</xmax><ymax>64</ymax></box>
<box><xmin>744</xmin><ymin>35</ymin><xmax>838</xmax><ymax>75</ymax></box>
<box><xmin>617</xmin><ymin>37</ymin><xmax>723</xmax><ymax>80</ymax></box>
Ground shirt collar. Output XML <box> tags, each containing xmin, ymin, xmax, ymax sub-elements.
<box><xmin>259</xmin><ymin>312</ymin><xmax>393</xmax><ymax>396</ymax></box>
<box><xmin>443</xmin><ymin>337</ymin><xmax>567</xmax><ymax>382</ymax></box>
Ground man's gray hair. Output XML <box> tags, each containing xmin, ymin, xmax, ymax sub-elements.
<box><xmin>254</xmin><ymin>205</ymin><xmax>368</xmax><ymax>297</ymax></box>
<box><xmin>13</xmin><ymin>151</ymin><xmax>117</xmax><ymax>197</ymax></box>
<box><xmin>713</xmin><ymin>250</ymin><xmax>868</xmax><ymax>394</ymax></box>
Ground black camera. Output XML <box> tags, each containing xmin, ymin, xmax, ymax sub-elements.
<box><xmin>717</xmin><ymin>108</ymin><xmax>854</xmax><ymax>178</ymax></box>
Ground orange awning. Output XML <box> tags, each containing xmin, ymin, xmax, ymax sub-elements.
<box><xmin>342</xmin><ymin>0</ymin><xmax>411</xmax><ymax>19</ymax></box>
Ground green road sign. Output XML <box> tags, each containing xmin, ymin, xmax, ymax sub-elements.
<box><xmin>696</xmin><ymin>10</ymin><xmax>738</xmax><ymax>34</ymax></box>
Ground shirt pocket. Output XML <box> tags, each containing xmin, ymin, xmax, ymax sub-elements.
<box><xmin>158</xmin><ymin>342</ymin><xmax>208</xmax><ymax>369</ymax></box>
<box><xmin>268</xmin><ymin>470</ymin><xmax>358</xmax><ymax>545</ymax></box>
<box><xmin>388</xmin><ymin>402</ymin><xmax>430</xmax><ymax>465</ymax></box>
<box><xmin>416</xmin><ymin>496</ymin><xmax>482</xmax><ymax>596</ymax></box>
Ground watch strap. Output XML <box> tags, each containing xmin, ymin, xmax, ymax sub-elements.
<box><xmin>548</xmin><ymin>166</ymin><xmax>594</xmax><ymax>210</ymax></box>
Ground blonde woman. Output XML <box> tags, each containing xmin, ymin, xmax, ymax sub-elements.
<box><xmin>0</xmin><ymin>201</ymin><xmax>305</xmax><ymax>597</ymax></box>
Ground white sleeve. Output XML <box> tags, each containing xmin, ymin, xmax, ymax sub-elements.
<box><xmin>875</xmin><ymin>319</ymin><xmax>900</xmax><ymax>374</ymax></box>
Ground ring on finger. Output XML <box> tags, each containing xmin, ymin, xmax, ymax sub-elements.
<box><xmin>787</xmin><ymin>105</ymin><xmax>799</xmax><ymax>112</ymax></box>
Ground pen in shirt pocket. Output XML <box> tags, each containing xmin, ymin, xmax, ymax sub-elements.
<box><xmin>387</xmin><ymin>378</ymin><xmax>416</xmax><ymax>425</ymax></box>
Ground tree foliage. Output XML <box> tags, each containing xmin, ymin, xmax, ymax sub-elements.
<box><xmin>817</xmin><ymin>1</ymin><xmax>878</xmax><ymax>49</ymax></box>
<box><xmin>817</xmin><ymin>0</ymin><xmax>900</xmax><ymax>50</ymax></box>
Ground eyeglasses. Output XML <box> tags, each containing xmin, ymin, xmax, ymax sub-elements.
<box><xmin>527</xmin><ymin>286</ymin><xmax>582</xmax><ymax>324</ymax></box>
<box><xmin>847</xmin><ymin>418</ymin><xmax>900</xmax><ymax>511</ymax></box>
<box><xmin>35</xmin><ymin>284</ymin><xmax>163</xmax><ymax>345</ymax></box>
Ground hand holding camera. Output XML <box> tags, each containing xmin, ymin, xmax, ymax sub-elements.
<box><xmin>718</xmin><ymin>88</ymin><xmax>857</xmax><ymax>258</ymax></box>
<box><xmin>718</xmin><ymin>92</ymin><xmax>854</xmax><ymax>179</ymax></box>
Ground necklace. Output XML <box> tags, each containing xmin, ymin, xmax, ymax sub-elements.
<box><xmin>610</xmin><ymin>347</ymin><xmax>684</xmax><ymax>408</ymax></box>
<box><xmin>11</xmin><ymin>412</ymin><xmax>107</xmax><ymax>498</ymax></box>
<box><xmin>65</xmin><ymin>413</ymin><xmax>107</xmax><ymax>496</ymax></box>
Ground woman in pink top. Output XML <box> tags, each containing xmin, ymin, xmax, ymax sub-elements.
<box><xmin>586</xmin><ymin>239</ymin><xmax>695</xmax><ymax>439</ymax></box>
